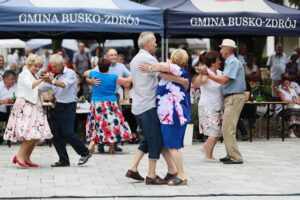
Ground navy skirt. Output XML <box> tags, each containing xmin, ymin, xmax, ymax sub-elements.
<box><xmin>160</xmin><ymin>111</ymin><xmax>187</xmax><ymax>149</ymax></box>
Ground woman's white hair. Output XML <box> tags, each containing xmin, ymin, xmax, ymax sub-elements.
<box><xmin>25</xmin><ymin>54</ymin><xmax>41</xmax><ymax>66</ymax></box>
<box><xmin>49</xmin><ymin>54</ymin><xmax>64</xmax><ymax>65</ymax></box>
<box><xmin>138</xmin><ymin>32</ymin><xmax>155</xmax><ymax>49</ymax></box>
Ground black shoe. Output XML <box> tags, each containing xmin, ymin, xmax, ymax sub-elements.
<box><xmin>0</xmin><ymin>135</ymin><xmax>4</xmax><ymax>145</ymax></box>
<box><xmin>241</xmin><ymin>135</ymin><xmax>249</xmax><ymax>141</ymax></box>
<box><xmin>78</xmin><ymin>152</ymin><xmax>93</xmax><ymax>165</ymax></box>
<box><xmin>51</xmin><ymin>161</ymin><xmax>70</xmax><ymax>167</ymax></box>
<box><xmin>114</xmin><ymin>145</ymin><xmax>123</xmax><ymax>152</ymax></box>
<box><xmin>222</xmin><ymin>159</ymin><xmax>243</xmax><ymax>164</ymax></box>
<box><xmin>98</xmin><ymin>144</ymin><xmax>105</xmax><ymax>153</ymax></box>
<box><xmin>163</xmin><ymin>173</ymin><xmax>177</xmax><ymax>182</ymax></box>
<box><xmin>219</xmin><ymin>157</ymin><xmax>231</xmax><ymax>162</ymax></box>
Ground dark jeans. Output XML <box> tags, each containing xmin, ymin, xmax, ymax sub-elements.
<box><xmin>136</xmin><ymin>108</ymin><xmax>163</xmax><ymax>160</ymax></box>
<box><xmin>0</xmin><ymin>111</ymin><xmax>9</xmax><ymax>123</ymax></box>
<box><xmin>237</xmin><ymin>118</ymin><xmax>248</xmax><ymax>136</ymax></box>
<box><xmin>52</xmin><ymin>102</ymin><xmax>89</xmax><ymax>163</ymax></box>
<box><xmin>74</xmin><ymin>113</ymin><xmax>88</xmax><ymax>142</ymax></box>
<box><xmin>238</xmin><ymin>104</ymin><xmax>257</xmax><ymax>136</ymax></box>
<box><xmin>122</xmin><ymin>106</ymin><xmax>138</xmax><ymax>133</ymax></box>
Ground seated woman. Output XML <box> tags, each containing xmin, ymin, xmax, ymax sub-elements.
<box><xmin>278</xmin><ymin>76</ymin><xmax>300</xmax><ymax>138</ymax></box>
<box><xmin>139</xmin><ymin>49</ymin><xmax>191</xmax><ymax>186</ymax></box>
<box><xmin>83</xmin><ymin>59</ymin><xmax>132</xmax><ymax>154</ymax></box>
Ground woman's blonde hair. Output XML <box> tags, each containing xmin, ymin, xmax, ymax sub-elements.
<box><xmin>25</xmin><ymin>54</ymin><xmax>42</xmax><ymax>66</ymax></box>
<box><xmin>170</xmin><ymin>49</ymin><xmax>188</xmax><ymax>68</ymax></box>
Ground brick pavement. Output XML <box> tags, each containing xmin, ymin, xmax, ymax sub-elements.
<box><xmin>0</xmin><ymin>139</ymin><xmax>299</xmax><ymax>199</ymax></box>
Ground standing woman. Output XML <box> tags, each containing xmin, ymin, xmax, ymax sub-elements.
<box><xmin>4</xmin><ymin>54</ymin><xmax>52</xmax><ymax>168</ymax></box>
<box><xmin>139</xmin><ymin>49</ymin><xmax>191</xmax><ymax>186</ymax></box>
<box><xmin>84</xmin><ymin>58</ymin><xmax>132</xmax><ymax>154</ymax></box>
<box><xmin>194</xmin><ymin>51</ymin><xmax>224</xmax><ymax>161</ymax></box>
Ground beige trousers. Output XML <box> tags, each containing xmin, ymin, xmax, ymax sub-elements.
<box><xmin>222</xmin><ymin>94</ymin><xmax>245</xmax><ymax>162</ymax></box>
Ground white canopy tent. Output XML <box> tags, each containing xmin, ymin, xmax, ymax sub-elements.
<box><xmin>0</xmin><ymin>39</ymin><xmax>26</xmax><ymax>64</ymax></box>
<box><xmin>0</xmin><ymin>39</ymin><xmax>26</xmax><ymax>48</ymax></box>
<box><xmin>26</xmin><ymin>39</ymin><xmax>79</xmax><ymax>51</ymax></box>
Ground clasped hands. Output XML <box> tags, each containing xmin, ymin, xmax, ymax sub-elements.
<box><xmin>40</xmin><ymin>72</ymin><xmax>53</xmax><ymax>83</ymax></box>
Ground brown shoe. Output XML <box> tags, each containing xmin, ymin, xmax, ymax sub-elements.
<box><xmin>145</xmin><ymin>175</ymin><xmax>167</xmax><ymax>185</ymax></box>
<box><xmin>163</xmin><ymin>173</ymin><xmax>177</xmax><ymax>182</ymax></box>
<box><xmin>126</xmin><ymin>170</ymin><xmax>145</xmax><ymax>181</ymax></box>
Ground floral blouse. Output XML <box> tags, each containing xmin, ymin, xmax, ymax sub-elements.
<box><xmin>156</xmin><ymin>64</ymin><xmax>191</xmax><ymax>125</ymax></box>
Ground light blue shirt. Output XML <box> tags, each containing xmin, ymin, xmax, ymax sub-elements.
<box><xmin>93</xmin><ymin>62</ymin><xmax>131</xmax><ymax>77</ymax></box>
<box><xmin>222</xmin><ymin>54</ymin><xmax>246</xmax><ymax>95</ymax></box>
<box><xmin>40</xmin><ymin>67</ymin><xmax>77</xmax><ymax>103</ymax></box>
<box><xmin>109</xmin><ymin>62</ymin><xmax>131</xmax><ymax>77</ymax></box>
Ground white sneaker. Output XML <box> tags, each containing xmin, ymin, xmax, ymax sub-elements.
<box><xmin>289</xmin><ymin>133</ymin><xmax>297</xmax><ymax>138</ymax></box>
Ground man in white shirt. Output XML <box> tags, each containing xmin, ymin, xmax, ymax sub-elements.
<box><xmin>125</xmin><ymin>32</ymin><xmax>189</xmax><ymax>184</ymax></box>
<box><xmin>267</xmin><ymin>44</ymin><xmax>288</xmax><ymax>96</ymax></box>
<box><xmin>0</xmin><ymin>70</ymin><xmax>17</xmax><ymax>122</ymax></box>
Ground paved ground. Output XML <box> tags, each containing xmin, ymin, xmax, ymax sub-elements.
<box><xmin>0</xmin><ymin>138</ymin><xmax>300</xmax><ymax>200</ymax></box>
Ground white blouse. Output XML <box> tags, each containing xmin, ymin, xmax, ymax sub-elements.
<box><xmin>199</xmin><ymin>69</ymin><xmax>224</xmax><ymax>111</ymax></box>
<box><xmin>16</xmin><ymin>68</ymin><xmax>39</xmax><ymax>104</ymax></box>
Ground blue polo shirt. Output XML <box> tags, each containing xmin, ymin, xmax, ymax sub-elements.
<box><xmin>222</xmin><ymin>54</ymin><xmax>246</xmax><ymax>95</ymax></box>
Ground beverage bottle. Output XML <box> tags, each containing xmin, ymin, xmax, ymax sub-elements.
<box><xmin>12</xmin><ymin>92</ymin><xmax>16</xmax><ymax>103</ymax></box>
<box><xmin>82</xmin><ymin>95</ymin><xmax>86</xmax><ymax>103</ymax></box>
<box><xmin>256</xmin><ymin>91</ymin><xmax>263</xmax><ymax>102</ymax></box>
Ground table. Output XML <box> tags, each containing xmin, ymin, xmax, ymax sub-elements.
<box><xmin>245</xmin><ymin>101</ymin><xmax>289</xmax><ymax>142</ymax></box>
<box><xmin>76</xmin><ymin>102</ymin><xmax>90</xmax><ymax>114</ymax></box>
<box><xmin>4</xmin><ymin>102</ymin><xmax>54</xmax><ymax>147</ymax></box>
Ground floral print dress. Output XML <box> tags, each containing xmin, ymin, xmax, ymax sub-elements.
<box><xmin>86</xmin><ymin>101</ymin><xmax>132</xmax><ymax>144</ymax></box>
<box><xmin>156</xmin><ymin>64</ymin><xmax>191</xmax><ymax>149</ymax></box>
<box><xmin>157</xmin><ymin>64</ymin><xmax>191</xmax><ymax>125</ymax></box>
<box><xmin>3</xmin><ymin>93</ymin><xmax>52</xmax><ymax>142</ymax></box>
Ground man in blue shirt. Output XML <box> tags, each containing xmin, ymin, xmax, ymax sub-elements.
<box><xmin>198</xmin><ymin>39</ymin><xmax>246</xmax><ymax>164</ymax></box>
<box><xmin>41</xmin><ymin>54</ymin><xmax>92</xmax><ymax>167</ymax></box>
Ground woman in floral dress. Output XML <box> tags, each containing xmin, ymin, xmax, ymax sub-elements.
<box><xmin>84</xmin><ymin>59</ymin><xmax>132</xmax><ymax>154</ymax></box>
<box><xmin>139</xmin><ymin>49</ymin><xmax>191</xmax><ymax>186</ymax></box>
<box><xmin>194</xmin><ymin>51</ymin><xmax>223</xmax><ymax>161</ymax></box>
<box><xmin>4</xmin><ymin>54</ymin><xmax>52</xmax><ymax>168</ymax></box>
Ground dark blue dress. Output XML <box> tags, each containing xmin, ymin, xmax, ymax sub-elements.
<box><xmin>156</xmin><ymin>64</ymin><xmax>191</xmax><ymax>149</ymax></box>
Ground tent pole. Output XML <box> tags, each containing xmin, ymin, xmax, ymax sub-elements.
<box><xmin>161</xmin><ymin>37</ymin><xmax>165</xmax><ymax>62</ymax></box>
<box><xmin>236</xmin><ymin>35</ymin><xmax>240</xmax><ymax>55</ymax></box>
<box><xmin>165</xmin><ymin>38</ymin><xmax>169</xmax><ymax>61</ymax></box>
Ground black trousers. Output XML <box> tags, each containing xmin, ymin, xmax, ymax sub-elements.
<box><xmin>52</xmin><ymin>102</ymin><xmax>89</xmax><ymax>163</ymax></box>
